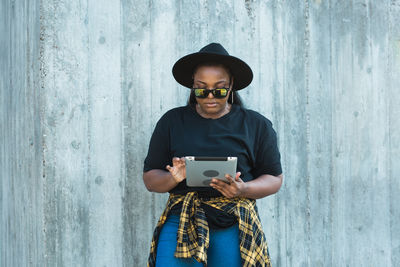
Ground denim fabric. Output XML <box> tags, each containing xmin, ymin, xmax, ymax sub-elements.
<box><xmin>156</xmin><ymin>214</ymin><xmax>242</xmax><ymax>267</ymax></box>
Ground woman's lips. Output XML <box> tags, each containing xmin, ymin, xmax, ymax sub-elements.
<box><xmin>205</xmin><ymin>103</ymin><xmax>217</xmax><ymax>108</ymax></box>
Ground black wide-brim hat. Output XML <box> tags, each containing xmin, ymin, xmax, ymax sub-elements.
<box><xmin>172</xmin><ymin>43</ymin><xmax>253</xmax><ymax>91</ymax></box>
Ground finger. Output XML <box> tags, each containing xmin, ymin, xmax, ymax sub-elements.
<box><xmin>225</xmin><ymin>174</ymin><xmax>235</xmax><ymax>184</ymax></box>
<box><xmin>211</xmin><ymin>183</ymin><xmax>231</xmax><ymax>197</ymax></box>
<box><xmin>172</xmin><ymin>158</ymin><xmax>183</xmax><ymax>167</ymax></box>
<box><xmin>212</xmin><ymin>178</ymin><xmax>233</xmax><ymax>192</ymax></box>
<box><xmin>173</xmin><ymin>157</ymin><xmax>185</xmax><ymax>165</ymax></box>
<box><xmin>211</xmin><ymin>178</ymin><xmax>228</xmax><ymax>187</ymax></box>
<box><xmin>235</xmin><ymin>172</ymin><xmax>241</xmax><ymax>181</ymax></box>
<box><xmin>210</xmin><ymin>181</ymin><xmax>224</xmax><ymax>192</ymax></box>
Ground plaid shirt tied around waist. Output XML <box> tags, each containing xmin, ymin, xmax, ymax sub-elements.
<box><xmin>147</xmin><ymin>192</ymin><xmax>271</xmax><ymax>267</ymax></box>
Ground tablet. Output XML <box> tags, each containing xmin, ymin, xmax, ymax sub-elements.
<box><xmin>185</xmin><ymin>156</ymin><xmax>237</xmax><ymax>187</ymax></box>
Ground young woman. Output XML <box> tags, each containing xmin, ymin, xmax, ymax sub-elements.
<box><xmin>143</xmin><ymin>43</ymin><xmax>283</xmax><ymax>267</ymax></box>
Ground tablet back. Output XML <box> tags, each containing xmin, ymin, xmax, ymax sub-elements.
<box><xmin>185</xmin><ymin>156</ymin><xmax>237</xmax><ymax>187</ymax></box>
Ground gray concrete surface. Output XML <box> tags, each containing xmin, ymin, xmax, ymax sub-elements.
<box><xmin>1</xmin><ymin>0</ymin><xmax>399</xmax><ymax>266</ymax></box>
<box><xmin>1</xmin><ymin>0</ymin><xmax>44</xmax><ymax>266</ymax></box>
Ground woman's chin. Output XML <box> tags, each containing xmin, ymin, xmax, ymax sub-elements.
<box><xmin>201</xmin><ymin>107</ymin><xmax>220</xmax><ymax>115</ymax></box>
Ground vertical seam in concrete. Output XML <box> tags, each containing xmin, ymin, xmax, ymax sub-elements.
<box><xmin>366</xmin><ymin>2</ymin><xmax>375</xmax><ymax>261</ymax></box>
<box><xmin>120</xmin><ymin>1</ymin><xmax>126</xmax><ymax>264</ymax></box>
<box><xmin>272</xmin><ymin>2</ymin><xmax>279</xmax><ymax>127</ymax></box>
<box><xmin>271</xmin><ymin>2</ymin><xmax>282</xmax><ymax>264</ymax></box>
<box><xmin>232</xmin><ymin>0</ymin><xmax>235</xmax><ymax>53</ymax></box>
<box><xmin>85</xmin><ymin>0</ymin><xmax>92</xmax><ymax>264</ymax></box>
<box><xmin>39</xmin><ymin>0</ymin><xmax>45</xmax><ymax>263</ymax></box>
<box><xmin>29</xmin><ymin>0</ymin><xmax>42</xmax><ymax>263</ymax></box>
<box><xmin>388</xmin><ymin>1</ymin><xmax>394</xmax><ymax>265</ymax></box>
<box><xmin>148</xmin><ymin>0</ymin><xmax>156</xmax><ymax>224</ymax></box>
<box><xmin>351</xmin><ymin>1</ymin><xmax>356</xmax><ymax>263</ymax></box>
<box><xmin>257</xmin><ymin>0</ymin><xmax>261</xmax><ymax>113</ymax></box>
<box><xmin>304</xmin><ymin>0</ymin><xmax>311</xmax><ymax>264</ymax></box>
<box><xmin>4</xmin><ymin>1</ymin><xmax>12</xmax><ymax>266</ymax></box>
<box><xmin>25</xmin><ymin>4</ymin><xmax>31</xmax><ymax>263</ymax></box>
<box><xmin>349</xmin><ymin>1</ymin><xmax>355</xmax><ymax>263</ymax></box>
<box><xmin>283</xmin><ymin>2</ymin><xmax>288</xmax><ymax>265</ymax></box>
<box><xmin>52</xmin><ymin>0</ymin><xmax>61</xmax><ymax>263</ymax></box>
<box><xmin>119</xmin><ymin>0</ymin><xmax>126</xmax><ymax>264</ymax></box>
<box><xmin>328</xmin><ymin>0</ymin><xmax>335</xmax><ymax>265</ymax></box>
<box><xmin>206</xmin><ymin>0</ymin><xmax>209</xmax><ymax>41</ymax></box>
<box><xmin>385</xmin><ymin>0</ymin><xmax>395</xmax><ymax>266</ymax></box>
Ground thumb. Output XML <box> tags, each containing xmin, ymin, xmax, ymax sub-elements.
<box><xmin>235</xmin><ymin>172</ymin><xmax>241</xmax><ymax>181</ymax></box>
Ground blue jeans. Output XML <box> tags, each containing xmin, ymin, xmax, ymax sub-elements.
<box><xmin>156</xmin><ymin>214</ymin><xmax>242</xmax><ymax>267</ymax></box>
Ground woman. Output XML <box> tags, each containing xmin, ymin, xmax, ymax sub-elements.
<box><xmin>143</xmin><ymin>43</ymin><xmax>283</xmax><ymax>267</ymax></box>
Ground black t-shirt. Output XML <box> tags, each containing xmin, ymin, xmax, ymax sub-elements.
<box><xmin>143</xmin><ymin>104</ymin><xmax>282</xmax><ymax>227</ymax></box>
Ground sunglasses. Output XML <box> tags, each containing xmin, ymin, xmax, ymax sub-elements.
<box><xmin>193</xmin><ymin>88</ymin><xmax>230</xmax><ymax>98</ymax></box>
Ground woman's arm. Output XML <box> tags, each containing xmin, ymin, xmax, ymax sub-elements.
<box><xmin>143</xmin><ymin>169</ymin><xmax>179</xmax><ymax>193</ymax></box>
<box><xmin>143</xmin><ymin>157</ymin><xmax>186</xmax><ymax>193</ymax></box>
<box><xmin>239</xmin><ymin>173</ymin><xmax>283</xmax><ymax>199</ymax></box>
<box><xmin>210</xmin><ymin>173</ymin><xmax>283</xmax><ymax>199</ymax></box>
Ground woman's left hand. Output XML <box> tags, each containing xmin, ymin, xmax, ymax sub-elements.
<box><xmin>209</xmin><ymin>172</ymin><xmax>247</xmax><ymax>198</ymax></box>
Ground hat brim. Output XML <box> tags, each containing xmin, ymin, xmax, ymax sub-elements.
<box><xmin>172</xmin><ymin>52</ymin><xmax>253</xmax><ymax>91</ymax></box>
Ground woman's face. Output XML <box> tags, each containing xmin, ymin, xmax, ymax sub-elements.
<box><xmin>193</xmin><ymin>65</ymin><xmax>233</xmax><ymax>118</ymax></box>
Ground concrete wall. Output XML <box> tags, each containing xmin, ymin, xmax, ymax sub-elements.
<box><xmin>1</xmin><ymin>0</ymin><xmax>44</xmax><ymax>266</ymax></box>
<box><xmin>1</xmin><ymin>0</ymin><xmax>399</xmax><ymax>266</ymax></box>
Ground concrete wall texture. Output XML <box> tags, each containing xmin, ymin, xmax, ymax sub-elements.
<box><xmin>1</xmin><ymin>0</ymin><xmax>400</xmax><ymax>266</ymax></box>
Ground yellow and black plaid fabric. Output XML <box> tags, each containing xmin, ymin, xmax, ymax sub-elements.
<box><xmin>147</xmin><ymin>192</ymin><xmax>271</xmax><ymax>267</ymax></box>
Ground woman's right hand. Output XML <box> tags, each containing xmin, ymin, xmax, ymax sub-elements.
<box><xmin>166</xmin><ymin>157</ymin><xmax>186</xmax><ymax>183</ymax></box>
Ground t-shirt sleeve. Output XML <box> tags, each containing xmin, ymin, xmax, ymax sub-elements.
<box><xmin>143</xmin><ymin>115</ymin><xmax>171</xmax><ymax>172</ymax></box>
<box><xmin>252</xmin><ymin>119</ymin><xmax>282</xmax><ymax>177</ymax></box>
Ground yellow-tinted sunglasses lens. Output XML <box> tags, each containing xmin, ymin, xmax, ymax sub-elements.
<box><xmin>193</xmin><ymin>88</ymin><xmax>229</xmax><ymax>98</ymax></box>
<box><xmin>194</xmin><ymin>89</ymin><xmax>207</xmax><ymax>97</ymax></box>
<box><xmin>214</xmin><ymin>88</ymin><xmax>228</xmax><ymax>97</ymax></box>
